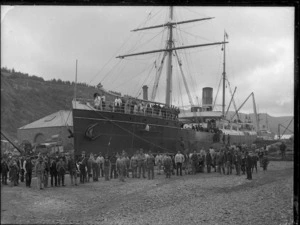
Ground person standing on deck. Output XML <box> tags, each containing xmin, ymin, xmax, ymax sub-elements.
<box><xmin>101</xmin><ymin>94</ymin><xmax>106</xmax><ymax>110</ymax></box>
<box><xmin>94</xmin><ymin>93</ymin><xmax>102</xmax><ymax>110</ymax></box>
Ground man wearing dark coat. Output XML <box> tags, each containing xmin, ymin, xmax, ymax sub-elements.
<box><xmin>50</xmin><ymin>157</ymin><xmax>58</xmax><ymax>187</ymax></box>
<box><xmin>24</xmin><ymin>156</ymin><xmax>33</xmax><ymax>187</ymax></box>
<box><xmin>245</xmin><ymin>151</ymin><xmax>253</xmax><ymax>180</ymax></box>
<box><xmin>191</xmin><ymin>151</ymin><xmax>198</xmax><ymax>175</ymax></box>
<box><xmin>206</xmin><ymin>151</ymin><xmax>212</xmax><ymax>173</ymax></box>
<box><xmin>56</xmin><ymin>157</ymin><xmax>66</xmax><ymax>186</ymax></box>
<box><xmin>9</xmin><ymin>160</ymin><xmax>19</xmax><ymax>187</ymax></box>
<box><xmin>78</xmin><ymin>151</ymin><xmax>87</xmax><ymax>183</ymax></box>
<box><xmin>1</xmin><ymin>158</ymin><xmax>9</xmax><ymax>185</ymax></box>
<box><xmin>241</xmin><ymin>151</ymin><xmax>246</xmax><ymax>175</ymax></box>
<box><xmin>225</xmin><ymin>149</ymin><xmax>233</xmax><ymax>175</ymax></box>
<box><xmin>251</xmin><ymin>153</ymin><xmax>259</xmax><ymax>173</ymax></box>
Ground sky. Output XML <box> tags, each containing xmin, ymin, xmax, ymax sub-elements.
<box><xmin>1</xmin><ymin>6</ymin><xmax>294</xmax><ymax>117</ymax></box>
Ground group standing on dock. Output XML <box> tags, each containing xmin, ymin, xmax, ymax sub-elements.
<box><xmin>1</xmin><ymin>142</ymin><xmax>271</xmax><ymax>189</ymax></box>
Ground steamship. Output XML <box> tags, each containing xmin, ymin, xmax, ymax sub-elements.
<box><xmin>72</xmin><ymin>7</ymin><xmax>258</xmax><ymax>156</ymax></box>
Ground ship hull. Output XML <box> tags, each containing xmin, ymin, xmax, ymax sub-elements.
<box><xmin>72</xmin><ymin>108</ymin><xmax>257</xmax><ymax>156</ymax></box>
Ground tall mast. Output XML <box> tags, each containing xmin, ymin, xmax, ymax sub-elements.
<box><xmin>117</xmin><ymin>9</ymin><xmax>228</xmax><ymax>105</ymax></box>
<box><xmin>165</xmin><ymin>6</ymin><xmax>174</xmax><ymax>106</ymax></box>
<box><xmin>222</xmin><ymin>31</ymin><xmax>226</xmax><ymax>117</ymax></box>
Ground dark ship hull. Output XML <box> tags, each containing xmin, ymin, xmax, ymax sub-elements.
<box><xmin>72</xmin><ymin>104</ymin><xmax>257</xmax><ymax>156</ymax></box>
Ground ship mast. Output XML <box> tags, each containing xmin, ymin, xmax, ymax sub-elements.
<box><xmin>116</xmin><ymin>7</ymin><xmax>228</xmax><ymax>106</ymax></box>
<box><xmin>222</xmin><ymin>31</ymin><xmax>226</xmax><ymax>117</ymax></box>
<box><xmin>165</xmin><ymin>7</ymin><xmax>173</xmax><ymax>106</ymax></box>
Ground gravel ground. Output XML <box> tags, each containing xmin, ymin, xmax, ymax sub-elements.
<box><xmin>1</xmin><ymin>161</ymin><xmax>294</xmax><ymax>225</ymax></box>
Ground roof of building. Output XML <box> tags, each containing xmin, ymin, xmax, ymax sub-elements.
<box><xmin>19</xmin><ymin>110</ymin><xmax>73</xmax><ymax>130</ymax></box>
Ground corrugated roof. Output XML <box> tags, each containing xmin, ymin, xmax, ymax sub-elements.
<box><xmin>19</xmin><ymin>110</ymin><xmax>73</xmax><ymax>129</ymax></box>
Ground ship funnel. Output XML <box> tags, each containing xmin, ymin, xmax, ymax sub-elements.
<box><xmin>142</xmin><ymin>85</ymin><xmax>148</xmax><ymax>100</ymax></box>
<box><xmin>202</xmin><ymin>87</ymin><xmax>213</xmax><ymax>111</ymax></box>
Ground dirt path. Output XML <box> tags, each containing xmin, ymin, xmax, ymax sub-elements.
<box><xmin>1</xmin><ymin>161</ymin><xmax>294</xmax><ymax>225</ymax></box>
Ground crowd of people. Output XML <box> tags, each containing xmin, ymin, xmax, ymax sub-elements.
<box><xmin>93</xmin><ymin>93</ymin><xmax>180</xmax><ymax>120</ymax></box>
<box><xmin>1</xmin><ymin>143</ymin><xmax>271</xmax><ymax>189</ymax></box>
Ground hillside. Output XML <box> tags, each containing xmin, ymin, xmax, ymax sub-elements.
<box><xmin>226</xmin><ymin>112</ymin><xmax>294</xmax><ymax>135</ymax></box>
<box><xmin>1</xmin><ymin>68</ymin><xmax>99</xmax><ymax>140</ymax></box>
<box><xmin>1</xmin><ymin>68</ymin><xmax>294</xmax><ymax>141</ymax></box>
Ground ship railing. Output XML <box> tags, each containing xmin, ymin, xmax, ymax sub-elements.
<box><xmin>75</xmin><ymin>98</ymin><xmax>180</xmax><ymax>121</ymax></box>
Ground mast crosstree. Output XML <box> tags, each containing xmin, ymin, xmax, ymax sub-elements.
<box><xmin>116</xmin><ymin>7</ymin><xmax>228</xmax><ymax>106</ymax></box>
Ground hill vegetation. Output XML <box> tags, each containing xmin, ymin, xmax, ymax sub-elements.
<box><xmin>1</xmin><ymin>67</ymin><xmax>99</xmax><ymax>140</ymax></box>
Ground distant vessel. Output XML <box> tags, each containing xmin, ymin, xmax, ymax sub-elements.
<box><xmin>257</xmin><ymin>113</ymin><xmax>275</xmax><ymax>140</ymax></box>
<box><xmin>72</xmin><ymin>7</ymin><xmax>258</xmax><ymax>156</ymax></box>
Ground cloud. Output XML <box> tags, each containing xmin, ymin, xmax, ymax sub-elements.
<box><xmin>1</xmin><ymin>6</ymin><xmax>294</xmax><ymax>117</ymax></box>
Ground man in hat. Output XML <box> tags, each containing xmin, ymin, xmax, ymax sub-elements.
<box><xmin>130</xmin><ymin>152</ymin><xmax>138</xmax><ymax>178</ymax></box>
<box><xmin>116</xmin><ymin>153</ymin><xmax>126</xmax><ymax>182</ymax></box>
<box><xmin>146</xmin><ymin>151</ymin><xmax>155</xmax><ymax>180</ymax></box>
<box><xmin>103</xmin><ymin>154</ymin><xmax>111</xmax><ymax>181</ymax></box>
<box><xmin>78</xmin><ymin>151</ymin><xmax>87</xmax><ymax>183</ymax></box>
<box><xmin>9</xmin><ymin>160</ymin><xmax>19</xmax><ymax>187</ymax></box>
<box><xmin>19</xmin><ymin>156</ymin><xmax>25</xmax><ymax>183</ymax></box>
<box><xmin>110</xmin><ymin>152</ymin><xmax>118</xmax><ymax>179</ymax></box>
<box><xmin>1</xmin><ymin>158</ymin><xmax>9</xmax><ymax>185</ymax></box>
<box><xmin>205</xmin><ymin>150</ymin><xmax>212</xmax><ymax>173</ymax></box>
<box><xmin>251</xmin><ymin>151</ymin><xmax>259</xmax><ymax>173</ymax></box>
<box><xmin>35</xmin><ymin>156</ymin><xmax>45</xmax><ymax>189</ymax></box>
<box><xmin>68</xmin><ymin>154</ymin><xmax>79</xmax><ymax>186</ymax></box>
<box><xmin>50</xmin><ymin>156</ymin><xmax>58</xmax><ymax>187</ymax></box>
<box><xmin>262</xmin><ymin>152</ymin><xmax>269</xmax><ymax>172</ymax></box>
<box><xmin>137</xmin><ymin>148</ymin><xmax>146</xmax><ymax>178</ymax></box>
<box><xmin>43</xmin><ymin>156</ymin><xmax>50</xmax><ymax>188</ymax></box>
<box><xmin>92</xmin><ymin>154</ymin><xmax>98</xmax><ymax>181</ymax></box>
<box><xmin>96</xmin><ymin>153</ymin><xmax>104</xmax><ymax>179</ymax></box>
<box><xmin>155</xmin><ymin>153</ymin><xmax>162</xmax><ymax>175</ymax></box>
<box><xmin>190</xmin><ymin>150</ymin><xmax>198</xmax><ymax>175</ymax></box>
<box><xmin>245</xmin><ymin>151</ymin><xmax>253</xmax><ymax>180</ymax></box>
<box><xmin>23</xmin><ymin>156</ymin><xmax>33</xmax><ymax>187</ymax></box>
<box><xmin>124</xmin><ymin>152</ymin><xmax>130</xmax><ymax>178</ymax></box>
<box><xmin>163</xmin><ymin>154</ymin><xmax>172</xmax><ymax>178</ymax></box>
<box><xmin>175</xmin><ymin>150</ymin><xmax>185</xmax><ymax>176</ymax></box>
<box><xmin>56</xmin><ymin>157</ymin><xmax>67</xmax><ymax>186</ymax></box>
